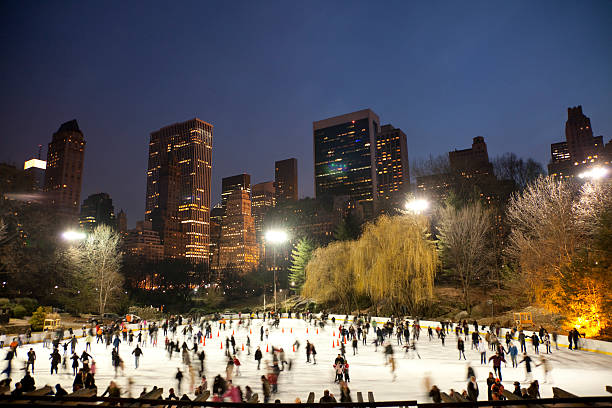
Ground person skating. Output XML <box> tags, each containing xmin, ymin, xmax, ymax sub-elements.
<box><xmin>70</xmin><ymin>352</ymin><xmax>80</xmax><ymax>376</ymax></box>
<box><xmin>519</xmin><ymin>353</ymin><xmax>533</xmax><ymax>381</ymax></box>
<box><xmin>261</xmin><ymin>375</ymin><xmax>271</xmax><ymax>403</ymax></box>
<box><xmin>333</xmin><ymin>361</ymin><xmax>344</xmax><ymax>383</ymax></box>
<box><xmin>26</xmin><ymin>348</ymin><xmax>36</xmax><ymax>373</ymax></box>
<box><xmin>255</xmin><ymin>346</ymin><xmax>263</xmax><ymax>370</ymax></box>
<box><xmin>467</xmin><ymin>376</ymin><xmax>478</xmax><ymax>402</ymax></box>
<box><xmin>343</xmin><ymin>360</ymin><xmax>350</xmax><ymax>383</ymax></box>
<box><xmin>489</xmin><ymin>352</ymin><xmax>506</xmax><ymax>381</ymax></box>
<box><xmin>531</xmin><ymin>333</ymin><xmax>540</xmax><ymax>354</ymax></box>
<box><xmin>132</xmin><ymin>345</ymin><xmax>143</xmax><ymax>368</ymax></box>
<box><xmin>339</xmin><ymin>381</ymin><xmax>351</xmax><ymax>402</ymax></box>
<box><xmin>486</xmin><ymin>372</ymin><xmax>495</xmax><ymax>401</ymax></box>
<box><xmin>478</xmin><ymin>340</ymin><xmax>487</xmax><ymax>364</ymax></box>
<box><xmin>351</xmin><ymin>337</ymin><xmax>358</xmax><ymax>355</ymax></box>
<box><xmin>458</xmin><ymin>338</ymin><xmax>466</xmax><ymax>360</ymax></box>
<box><xmin>175</xmin><ymin>368</ymin><xmax>183</xmax><ymax>393</ymax></box>
<box><xmin>508</xmin><ymin>342</ymin><xmax>519</xmax><ymax>367</ymax></box>
<box><xmin>49</xmin><ymin>348</ymin><xmax>61</xmax><ymax>374</ymax></box>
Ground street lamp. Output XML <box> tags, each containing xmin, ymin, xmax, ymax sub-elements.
<box><xmin>265</xmin><ymin>229</ymin><xmax>288</xmax><ymax>315</ymax></box>
<box><xmin>405</xmin><ymin>198</ymin><xmax>429</xmax><ymax>214</ymax></box>
<box><xmin>578</xmin><ymin>166</ymin><xmax>609</xmax><ymax>180</ymax></box>
<box><xmin>62</xmin><ymin>230</ymin><xmax>86</xmax><ymax>241</ymax></box>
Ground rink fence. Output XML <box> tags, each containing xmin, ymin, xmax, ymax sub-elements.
<box><xmin>0</xmin><ymin>394</ymin><xmax>611</xmax><ymax>407</ymax></box>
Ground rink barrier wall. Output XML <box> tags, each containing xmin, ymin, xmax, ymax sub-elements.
<box><xmin>0</xmin><ymin>394</ymin><xmax>611</xmax><ymax>407</ymax></box>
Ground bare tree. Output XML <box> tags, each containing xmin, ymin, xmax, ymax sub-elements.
<box><xmin>67</xmin><ymin>225</ymin><xmax>123</xmax><ymax>314</ymax></box>
<box><xmin>492</xmin><ymin>153</ymin><xmax>545</xmax><ymax>189</ymax></box>
<box><xmin>437</xmin><ymin>201</ymin><xmax>493</xmax><ymax>312</ymax></box>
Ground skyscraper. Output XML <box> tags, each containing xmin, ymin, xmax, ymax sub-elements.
<box><xmin>44</xmin><ymin>120</ymin><xmax>86</xmax><ymax>215</ymax></box>
<box><xmin>375</xmin><ymin>124</ymin><xmax>409</xmax><ymax>204</ymax></box>
<box><xmin>252</xmin><ymin>181</ymin><xmax>276</xmax><ymax>237</ymax></box>
<box><xmin>313</xmin><ymin>109</ymin><xmax>380</xmax><ymax>215</ymax></box>
<box><xmin>219</xmin><ymin>189</ymin><xmax>259</xmax><ymax>273</ymax></box>
<box><xmin>145</xmin><ymin>118</ymin><xmax>213</xmax><ymax>263</ymax></box>
<box><xmin>116</xmin><ymin>209</ymin><xmax>128</xmax><ymax>237</ymax></box>
<box><xmin>548</xmin><ymin>106</ymin><xmax>609</xmax><ymax>178</ymax></box>
<box><xmin>23</xmin><ymin>158</ymin><xmax>46</xmax><ymax>191</ymax></box>
<box><xmin>123</xmin><ymin>220</ymin><xmax>164</xmax><ymax>263</ymax></box>
<box><xmin>79</xmin><ymin>192</ymin><xmax>116</xmax><ymax>232</ymax></box>
<box><xmin>274</xmin><ymin>158</ymin><xmax>298</xmax><ymax>202</ymax></box>
<box><xmin>221</xmin><ymin>174</ymin><xmax>251</xmax><ymax>214</ymax></box>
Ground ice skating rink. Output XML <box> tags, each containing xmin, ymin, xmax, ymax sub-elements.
<box><xmin>7</xmin><ymin>318</ymin><xmax>612</xmax><ymax>402</ymax></box>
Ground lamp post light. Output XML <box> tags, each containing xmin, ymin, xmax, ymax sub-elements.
<box><xmin>265</xmin><ymin>229</ymin><xmax>288</xmax><ymax>315</ymax></box>
<box><xmin>62</xmin><ymin>230</ymin><xmax>87</xmax><ymax>242</ymax></box>
<box><xmin>405</xmin><ymin>198</ymin><xmax>430</xmax><ymax>214</ymax></box>
<box><xmin>578</xmin><ymin>166</ymin><xmax>609</xmax><ymax>180</ymax></box>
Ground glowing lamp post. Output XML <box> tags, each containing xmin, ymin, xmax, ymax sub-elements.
<box><xmin>578</xmin><ymin>166</ymin><xmax>609</xmax><ymax>180</ymax></box>
<box><xmin>405</xmin><ymin>198</ymin><xmax>430</xmax><ymax>214</ymax></box>
<box><xmin>62</xmin><ymin>230</ymin><xmax>87</xmax><ymax>241</ymax></box>
<box><xmin>265</xmin><ymin>229</ymin><xmax>288</xmax><ymax>314</ymax></box>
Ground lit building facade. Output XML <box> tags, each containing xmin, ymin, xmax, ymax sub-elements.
<box><xmin>313</xmin><ymin>109</ymin><xmax>380</xmax><ymax>215</ymax></box>
<box><xmin>145</xmin><ymin>118</ymin><xmax>213</xmax><ymax>263</ymax></box>
<box><xmin>221</xmin><ymin>174</ymin><xmax>251</xmax><ymax>214</ymax></box>
<box><xmin>548</xmin><ymin>106</ymin><xmax>610</xmax><ymax>178</ymax></box>
<box><xmin>375</xmin><ymin>124</ymin><xmax>409</xmax><ymax>205</ymax></box>
<box><xmin>274</xmin><ymin>158</ymin><xmax>298</xmax><ymax>203</ymax></box>
<box><xmin>124</xmin><ymin>221</ymin><xmax>164</xmax><ymax>262</ymax></box>
<box><xmin>79</xmin><ymin>192</ymin><xmax>116</xmax><ymax>232</ymax></box>
<box><xmin>219</xmin><ymin>189</ymin><xmax>259</xmax><ymax>273</ymax></box>
<box><xmin>23</xmin><ymin>158</ymin><xmax>46</xmax><ymax>191</ymax></box>
<box><xmin>116</xmin><ymin>209</ymin><xmax>128</xmax><ymax>236</ymax></box>
<box><xmin>43</xmin><ymin>120</ymin><xmax>86</xmax><ymax>215</ymax></box>
<box><xmin>252</xmin><ymin>181</ymin><xmax>276</xmax><ymax>237</ymax></box>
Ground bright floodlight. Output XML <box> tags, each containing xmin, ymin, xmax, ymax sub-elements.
<box><xmin>265</xmin><ymin>229</ymin><xmax>288</xmax><ymax>244</ymax></box>
<box><xmin>62</xmin><ymin>230</ymin><xmax>86</xmax><ymax>241</ymax></box>
<box><xmin>578</xmin><ymin>166</ymin><xmax>609</xmax><ymax>180</ymax></box>
<box><xmin>405</xmin><ymin>199</ymin><xmax>429</xmax><ymax>214</ymax></box>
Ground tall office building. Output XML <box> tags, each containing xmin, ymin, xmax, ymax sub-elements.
<box><xmin>123</xmin><ymin>220</ymin><xmax>164</xmax><ymax>263</ymax></box>
<box><xmin>23</xmin><ymin>158</ymin><xmax>46</xmax><ymax>191</ymax></box>
<box><xmin>116</xmin><ymin>209</ymin><xmax>128</xmax><ymax>236</ymax></box>
<box><xmin>219</xmin><ymin>189</ymin><xmax>259</xmax><ymax>273</ymax></box>
<box><xmin>252</xmin><ymin>181</ymin><xmax>276</xmax><ymax>236</ymax></box>
<box><xmin>44</xmin><ymin>120</ymin><xmax>86</xmax><ymax>215</ymax></box>
<box><xmin>221</xmin><ymin>174</ymin><xmax>251</xmax><ymax>214</ymax></box>
<box><xmin>448</xmin><ymin>136</ymin><xmax>494</xmax><ymax>177</ymax></box>
<box><xmin>548</xmin><ymin>106</ymin><xmax>609</xmax><ymax>178</ymax></box>
<box><xmin>313</xmin><ymin>109</ymin><xmax>380</xmax><ymax>215</ymax></box>
<box><xmin>145</xmin><ymin>118</ymin><xmax>213</xmax><ymax>262</ymax></box>
<box><xmin>79</xmin><ymin>192</ymin><xmax>116</xmax><ymax>232</ymax></box>
<box><xmin>209</xmin><ymin>205</ymin><xmax>224</xmax><ymax>271</ymax></box>
<box><xmin>375</xmin><ymin>124</ymin><xmax>409</xmax><ymax>204</ymax></box>
<box><xmin>274</xmin><ymin>158</ymin><xmax>298</xmax><ymax>202</ymax></box>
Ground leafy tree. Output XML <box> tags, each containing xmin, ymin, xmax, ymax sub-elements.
<box><xmin>334</xmin><ymin>212</ymin><xmax>361</xmax><ymax>241</ymax></box>
<box><xmin>65</xmin><ymin>225</ymin><xmax>123</xmax><ymax>314</ymax></box>
<box><xmin>29</xmin><ymin>306</ymin><xmax>47</xmax><ymax>331</ymax></box>
<box><xmin>438</xmin><ymin>201</ymin><xmax>493</xmax><ymax>311</ymax></box>
<box><xmin>288</xmin><ymin>238</ymin><xmax>315</xmax><ymax>292</ymax></box>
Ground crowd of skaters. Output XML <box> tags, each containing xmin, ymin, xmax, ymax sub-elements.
<box><xmin>0</xmin><ymin>311</ymin><xmax>593</xmax><ymax>403</ymax></box>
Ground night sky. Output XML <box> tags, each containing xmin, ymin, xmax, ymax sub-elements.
<box><xmin>1</xmin><ymin>1</ymin><xmax>611</xmax><ymax>227</ymax></box>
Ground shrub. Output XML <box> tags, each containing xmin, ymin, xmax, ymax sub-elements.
<box><xmin>0</xmin><ymin>298</ymin><xmax>9</xmax><ymax>306</ymax></box>
<box><xmin>15</xmin><ymin>298</ymin><xmax>38</xmax><ymax>315</ymax></box>
<box><xmin>12</xmin><ymin>305</ymin><xmax>27</xmax><ymax>319</ymax></box>
<box><xmin>29</xmin><ymin>307</ymin><xmax>47</xmax><ymax>331</ymax></box>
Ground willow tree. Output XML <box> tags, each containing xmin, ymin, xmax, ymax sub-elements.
<box><xmin>352</xmin><ymin>214</ymin><xmax>437</xmax><ymax>316</ymax></box>
<box><xmin>302</xmin><ymin>240</ymin><xmax>356</xmax><ymax>312</ymax></box>
<box><xmin>438</xmin><ymin>201</ymin><xmax>492</xmax><ymax>312</ymax></box>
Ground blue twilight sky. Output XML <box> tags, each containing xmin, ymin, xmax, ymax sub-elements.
<box><xmin>1</xmin><ymin>1</ymin><xmax>611</xmax><ymax>227</ymax></box>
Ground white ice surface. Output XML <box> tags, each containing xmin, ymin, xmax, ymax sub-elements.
<box><xmin>5</xmin><ymin>318</ymin><xmax>612</xmax><ymax>402</ymax></box>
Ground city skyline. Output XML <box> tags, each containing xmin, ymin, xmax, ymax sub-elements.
<box><xmin>1</xmin><ymin>1</ymin><xmax>612</xmax><ymax>227</ymax></box>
